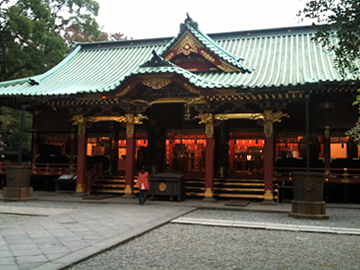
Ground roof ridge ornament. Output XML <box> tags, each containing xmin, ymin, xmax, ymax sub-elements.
<box><xmin>180</xmin><ymin>13</ymin><xmax>198</xmax><ymax>32</ymax></box>
<box><xmin>140</xmin><ymin>50</ymin><xmax>173</xmax><ymax>68</ymax></box>
<box><xmin>28</xmin><ymin>78</ymin><xmax>40</xmax><ymax>86</ymax></box>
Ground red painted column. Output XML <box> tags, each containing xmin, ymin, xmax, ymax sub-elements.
<box><xmin>124</xmin><ymin>132</ymin><xmax>135</xmax><ymax>195</ymax></box>
<box><xmin>196</xmin><ymin>113</ymin><xmax>216</xmax><ymax>201</ymax></box>
<box><xmin>123</xmin><ymin>113</ymin><xmax>148</xmax><ymax>197</ymax></box>
<box><xmin>229</xmin><ymin>140</ymin><xmax>235</xmax><ymax>173</ymax></box>
<box><xmin>168</xmin><ymin>140</ymin><xmax>174</xmax><ymax>171</ymax></box>
<box><xmin>262</xmin><ymin>109</ymin><xmax>289</xmax><ymax>203</ymax></box>
<box><xmin>263</xmin><ymin>132</ymin><xmax>274</xmax><ymax>200</ymax></box>
<box><xmin>76</xmin><ymin>121</ymin><xmax>87</xmax><ymax>193</ymax></box>
<box><xmin>262</xmin><ymin>110</ymin><xmax>276</xmax><ymax>203</ymax></box>
<box><xmin>205</xmin><ymin>135</ymin><xmax>215</xmax><ymax>198</ymax></box>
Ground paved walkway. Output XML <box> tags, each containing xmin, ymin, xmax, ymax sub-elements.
<box><xmin>171</xmin><ymin>217</ymin><xmax>360</xmax><ymax>235</ymax></box>
<box><xmin>0</xmin><ymin>191</ymin><xmax>359</xmax><ymax>270</ymax></box>
<box><xmin>0</xmin><ymin>195</ymin><xmax>194</xmax><ymax>270</ymax></box>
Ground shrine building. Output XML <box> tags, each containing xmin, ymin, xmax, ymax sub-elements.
<box><xmin>0</xmin><ymin>15</ymin><xmax>359</xmax><ymax>203</ymax></box>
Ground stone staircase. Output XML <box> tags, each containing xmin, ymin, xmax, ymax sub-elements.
<box><xmin>90</xmin><ymin>176</ymin><xmax>139</xmax><ymax>195</ymax></box>
<box><xmin>186</xmin><ymin>178</ymin><xmax>279</xmax><ymax>201</ymax></box>
<box><xmin>91</xmin><ymin>176</ymin><xmax>278</xmax><ymax>202</ymax></box>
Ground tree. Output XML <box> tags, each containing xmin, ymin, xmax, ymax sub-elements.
<box><xmin>0</xmin><ymin>107</ymin><xmax>32</xmax><ymax>160</ymax></box>
<box><xmin>0</xmin><ymin>0</ymin><xmax>127</xmax><ymax>81</ymax></box>
<box><xmin>298</xmin><ymin>0</ymin><xmax>360</xmax><ymax>143</ymax></box>
<box><xmin>298</xmin><ymin>0</ymin><xmax>360</xmax><ymax>78</ymax></box>
<box><xmin>0</xmin><ymin>0</ymin><xmax>126</xmax><ymax>160</ymax></box>
<box><xmin>63</xmin><ymin>27</ymin><xmax>126</xmax><ymax>44</ymax></box>
<box><xmin>0</xmin><ymin>0</ymin><xmax>102</xmax><ymax>81</ymax></box>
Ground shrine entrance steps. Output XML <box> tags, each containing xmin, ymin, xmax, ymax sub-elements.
<box><xmin>90</xmin><ymin>176</ymin><xmax>139</xmax><ymax>195</ymax></box>
<box><xmin>90</xmin><ymin>176</ymin><xmax>278</xmax><ymax>201</ymax></box>
<box><xmin>186</xmin><ymin>178</ymin><xmax>279</xmax><ymax>201</ymax></box>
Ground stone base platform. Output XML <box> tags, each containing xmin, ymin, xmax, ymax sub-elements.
<box><xmin>1</xmin><ymin>187</ymin><xmax>34</xmax><ymax>201</ymax></box>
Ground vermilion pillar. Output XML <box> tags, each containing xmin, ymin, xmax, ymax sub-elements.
<box><xmin>229</xmin><ymin>140</ymin><xmax>235</xmax><ymax>173</ymax></box>
<box><xmin>124</xmin><ymin>127</ymin><xmax>135</xmax><ymax>196</ymax></box>
<box><xmin>168</xmin><ymin>140</ymin><xmax>174</xmax><ymax>171</ymax></box>
<box><xmin>196</xmin><ymin>113</ymin><xmax>216</xmax><ymax>201</ymax></box>
<box><xmin>123</xmin><ymin>114</ymin><xmax>148</xmax><ymax>196</ymax></box>
<box><xmin>205</xmin><ymin>135</ymin><xmax>215</xmax><ymax>198</ymax></box>
<box><xmin>75</xmin><ymin>116</ymin><xmax>87</xmax><ymax>193</ymax></box>
<box><xmin>263</xmin><ymin>131</ymin><xmax>274</xmax><ymax>201</ymax></box>
<box><xmin>262</xmin><ymin>110</ymin><xmax>288</xmax><ymax>203</ymax></box>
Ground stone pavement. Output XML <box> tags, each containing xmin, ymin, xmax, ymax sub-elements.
<box><xmin>1</xmin><ymin>191</ymin><xmax>360</xmax><ymax>270</ymax></box>
<box><xmin>0</xmin><ymin>194</ymin><xmax>195</xmax><ymax>270</ymax></box>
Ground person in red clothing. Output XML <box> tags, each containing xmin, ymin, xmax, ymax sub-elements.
<box><xmin>137</xmin><ymin>165</ymin><xmax>149</xmax><ymax>205</ymax></box>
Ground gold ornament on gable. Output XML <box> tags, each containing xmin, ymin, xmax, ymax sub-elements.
<box><xmin>143</xmin><ymin>77</ymin><xmax>172</xmax><ymax>90</ymax></box>
<box><xmin>200</xmin><ymin>50</ymin><xmax>215</xmax><ymax>62</ymax></box>
<box><xmin>178</xmin><ymin>43</ymin><xmax>197</xmax><ymax>56</ymax></box>
<box><xmin>171</xmin><ymin>32</ymin><xmax>201</xmax><ymax>57</ymax></box>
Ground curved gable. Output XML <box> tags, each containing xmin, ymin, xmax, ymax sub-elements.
<box><xmin>160</xmin><ymin>14</ymin><xmax>252</xmax><ymax>73</ymax></box>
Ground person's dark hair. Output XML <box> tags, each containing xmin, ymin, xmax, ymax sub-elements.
<box><xmin>141</xmin><ymin>165</ymin><xmax>146</xmax><ymax>173</ymax></box>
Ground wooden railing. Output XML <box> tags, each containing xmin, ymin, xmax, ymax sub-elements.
<box><xmin>1</xmin><ymin>162</ymin><xmax>358</xmax><ymax>184</ymax></box>
<box><xmin>0</xmin><ymin>162</ymin><xmax>77</xmax><ymax>176</ymax></box>
<box><xmin>274</xmin><ymin>167</ymin><xmax>360</xmax><ymax>183</ymax></box>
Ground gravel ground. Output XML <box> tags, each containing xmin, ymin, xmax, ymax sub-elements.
<box><xmin>66</xmin><ymin>208</ymin><xmax>360</xmax><ymax>270</ymax></box>
<box><xmin>1</xmin><ymin>200</ymin><xmax>359</xmax><ymax>269</ymax></box>
<box><xmin>67</xmin><ymin>223</ymin><xmax>360</xmax><ymax>270</ymax></box>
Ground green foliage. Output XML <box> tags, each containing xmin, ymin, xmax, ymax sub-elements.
<box><xmin>0</xmin><ymin>0</ymin><xmax>127</xmax><ymax>157</ymax></box>
<box><xmin>299</xmin><ymin>0</ymin><xmax>360</xmax><ymax>144</ymax></box>
<box><xmin>0</xmin><ymin>0</ymin><xmax>127</xmax><ymax>82</ymax></box>
<box><xmin>0</xmin><ymin>0</ymin><xmax>104</xmax><ymax>81</ymax></box>
<box><xmin>0</xmin><ymin>0</ymin><xmax>110</xmax><ymax>158</ymax></box>
<box><xmin>298</xmin><ymin>0</ymin><xmax>360</xmax><ymax>79</ymax></box>
<box><xmin>0</xmin><ymin>106</ymin><xmax>32</xmax><ymax>158</ymax></box>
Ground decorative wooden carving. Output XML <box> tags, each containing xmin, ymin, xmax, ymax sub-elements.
<box><xmin>116</xmin><ymin>85</ymin><xmax>132</xmax><ymax>97</ymax></box>
<box><xmin>183</xmin><ymin>83</ymin><xmax>201</xmax><ymax>95</ymax></box>
<box><xmin>71</xmin><ymin>114</ymin><xmax>87</xmax><ymax>137</ymax></box>
<box><xmin>262</xmin><ymin>110</ymin><xmax>289</xmax><ymax>137</ymax></box>
<box><xmin>214</xmin><ymin>113</ymin><xmax>263</xmax><ymax>121</ymax></box>
<box><xmin>262</xmin><ymin>110</ymin><xmax>288</xmax><ymax>122</ymax></box>
<box><xmin>124</xmin><ymin>114</ymin><xmax>148</xmax><ymax>137</ymax></box>
<box><xmin>87</xmin><ymin>116</ymin><xmax>125</xmax><ymax>123</ymax></box>
<box><xmin>195</xmin><ymin>113</ymin><xmax>214</xmax><ymax>138</ymax></box>
<box><xmin>142</xmin><ymin>77</ymin><xmax>172</xmax><ymax>90</ymax></box>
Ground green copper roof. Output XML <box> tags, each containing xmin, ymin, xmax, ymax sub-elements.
<box><xmin>123</xmin><ymin>50</ymin><xmax>242</xmax><ymax>89</ymax></box>
<box><xmin>0</xmin><ymin>17</ymin><xmax>349</xmax><ymax>98</ymax></box>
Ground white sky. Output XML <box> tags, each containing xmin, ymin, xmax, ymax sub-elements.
<box><xmin>96</xmin><ymin>0</ymin><xmax>313</xmax><ymax>40</ymax></box>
